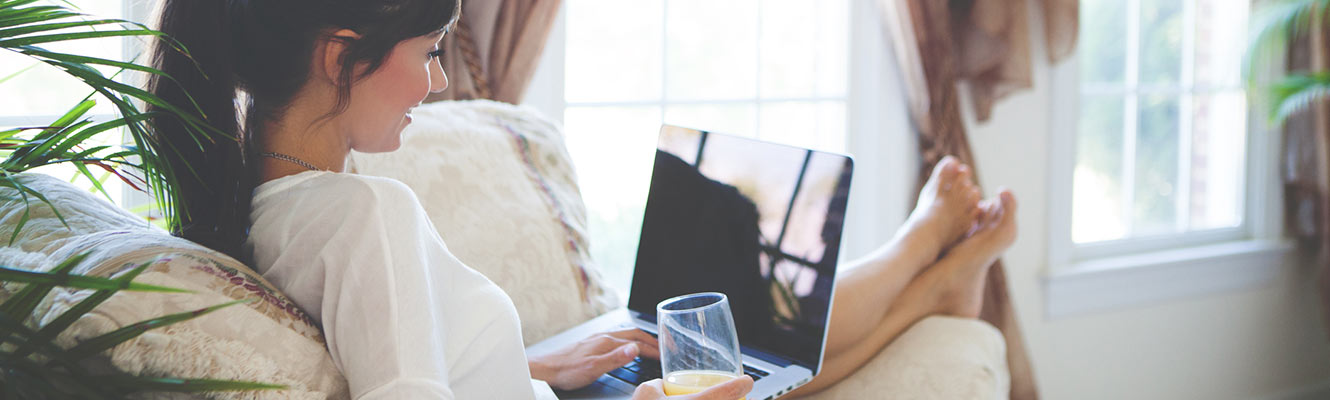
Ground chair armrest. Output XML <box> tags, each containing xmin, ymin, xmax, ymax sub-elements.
<box><xmin>798</xmin><ymin>316</ymin><xmax>1010</xmax><ymax>400</ymax></box>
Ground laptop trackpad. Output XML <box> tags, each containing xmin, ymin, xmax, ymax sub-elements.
<box><xmin>554</xmin><ymin>376</ymin><xmax>635</xmax><ymax>399</ymax></box>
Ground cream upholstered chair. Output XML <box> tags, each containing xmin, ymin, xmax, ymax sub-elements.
<box><xmin>0</xmin><ymin>99</ymin><xmax>1008</xmax><ymax>399</ymax></box>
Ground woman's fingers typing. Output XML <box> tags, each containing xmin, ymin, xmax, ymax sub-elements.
<box><xmin>607</xmin><ymin>328</ymin><xmax>661</xmax><ymax>358</ymax></box>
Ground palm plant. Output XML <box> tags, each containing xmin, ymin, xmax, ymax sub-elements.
<box><xmin>1247</xmin><ymin>0</ymin><xmax>1330</xmax><ymax>124</ymax></box>
<box><xmin>0</xmin><ymin>0</ymin><xmax>213</xmax><ymax>242</ymax></box>
<box><xmin>0</xmin><ymin>1</ymin><xmax>279</xmax><ymax>397</ymax></box>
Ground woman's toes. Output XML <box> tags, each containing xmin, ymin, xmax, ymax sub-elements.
<box><xmin>999</xmin><ymin>189</ymin><xmax>1017</xmax><ymax>216</ymax></box>
<box><xmin>934</xmin><ymin>157</ymin><xmax>961</xmax><ymax>187</ymax></box>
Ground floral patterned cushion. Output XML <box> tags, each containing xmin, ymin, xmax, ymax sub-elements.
<box><xmin>0</xmin><ymin>173</ymin><xmax>348</xmax><ymax>400</ymax></box>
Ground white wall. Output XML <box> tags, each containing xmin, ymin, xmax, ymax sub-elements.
<box><xmin>953</xmin><ymin>2</ymin><xmax>1330</xmax><ymax>399</ymax></box>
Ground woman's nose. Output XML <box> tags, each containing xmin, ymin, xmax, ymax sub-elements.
<box><xmin>430</xmin><ymin>57</ymin><xmax>448</xmax><ymax>93</ymax></box>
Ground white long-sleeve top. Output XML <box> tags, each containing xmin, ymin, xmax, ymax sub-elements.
<box><xmin>245</xmin><ymin>171</ymin><xmax>554</xmax><ymax>399</ymax></box>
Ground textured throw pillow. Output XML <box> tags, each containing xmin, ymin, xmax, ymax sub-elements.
<box><xmin>348</xmin><ymin>99</ymin><xmax>619</xmax><ymax>344</ymax></box>
<box><xmin>0</xmin><ymin>173</ymin><xmax>348</xmax><ymax>400</ymax></box>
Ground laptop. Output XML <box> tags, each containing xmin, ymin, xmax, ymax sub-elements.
<box><xmin>527</xmin><ymin>125</ymin><xmax>854</xmax><ymax>400</ymax></box>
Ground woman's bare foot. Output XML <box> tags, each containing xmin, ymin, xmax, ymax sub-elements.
<box><xmin>914</xmin><ymin>189</ymin><xmax>1018</xmax><ymax>318</ymax></box>
<box><xmin>896</xmin><ymin>156</ymin><xmax>983</xmax><ymax>262</ymax></box>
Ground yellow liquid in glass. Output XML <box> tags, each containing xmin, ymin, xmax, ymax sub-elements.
<box><xmin>663</xmin><ymin>370</ymin><xmax>745</xmax><ymax>400</ymax></box>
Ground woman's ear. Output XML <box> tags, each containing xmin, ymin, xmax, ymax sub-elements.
<box><xmin>318</xmin><ymin>29</ymin><xmax>361</xmax><ymax>83</ymax></box>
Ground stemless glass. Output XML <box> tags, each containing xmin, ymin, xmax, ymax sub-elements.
<box><xmin>656</xmin><ymin>292</ymin><xmax>745</xmax><ymax>399</ymax></box>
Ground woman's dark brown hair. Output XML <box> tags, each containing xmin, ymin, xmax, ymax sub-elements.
<box><xmin>146</xmin><ymin>1</ymin><xmax>460</xmax><ymax>260</ymax></box>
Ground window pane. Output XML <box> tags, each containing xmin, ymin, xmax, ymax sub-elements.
<box><xmin>564</xmin><ymin>106</ymin><xmax>663</xmax><ymax>291</ymax></box>
<box><xmin>664</xmin><ymin>104</ymin><xmax>757</xmax><ymax>137</ymax></box>
<box><xmin>816</xmin><ymin>101</ymin><xmax>847</xmax><ymax>153</ymax></box>
<box><xmin>1079</xmin><ymin>0</ymin><xmax>1127</xmax><ymax>85</ymax></box>
<box><xmin>0</xmin><ymin>1</ymin><xmax>126</xmax><ymax>117</ymax></box>
<box><xmin>759</xmin><ymin>0</ymin><xmax>847</xmax><ymax>99</ymax></box>
<box><xmin>1133</xmin><ymin>94</ymin><xmax>1181</xmax><ymax>236</ymax></box>
<box><xmin>1138</xmin><ymin>0</ymin><xmax>1183</xmax><ymax>85</ymax></box>
<box><xmin>813</xmin><ymin>0</ymin><xmax>849</xmax><ymax>98</ymax></box>
<box><xmin>760</xmin><ymin>0</ymin><xmax>815</xmax><ymax>98</ymax></box>
<box><xmin>1193</xmin><ymin>0</ymin><xmax>1248</xmax><ymax>87</ymax></box>
<box><xmin>757</xmin><ymin>101</ymin><xmax>845</xmax><ymax>152</ymax></box>
<box><xmin>665</xmin><ymin>0</ymin><xmax>758</xmax><ymax>101</ymax></box>
<box><xmin>1073</xmin><ymin>95</ymin><xmax>1127</xmax><ymax>243</ymax></box>
<box><xmin>1189</xmin><ymin>92</ymin><xmax>1245</xmax><ymax>230</ymax></box>
<box><xmin>566</xmin><ymin>0</ymin><xmax>663</xmax><ymax>102</ymax></box>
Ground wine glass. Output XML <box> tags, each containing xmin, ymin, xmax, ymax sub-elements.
<box><xmin>656</xmin><ymin>292</ymin><xmax>745</xmax><ymax>399</ymax></box>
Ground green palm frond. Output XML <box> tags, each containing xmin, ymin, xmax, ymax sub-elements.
<box><xmin>64</xmin><ymin>298</ymin><xmax>256</xmax><ymax>361</ymax></box>
<box><xmin>98</xmin><ymin>376</ymin><xmax>287</xmax><ymax>394</ymax></box>
<box><xmin>1271</xmin><ymin>72</ymin><xmax>1330</xmax><ymax>123</ymax></box>
<box><xmin>11</xmin><ymin>259</ymin><xmax>155</xmax><ymax>359</ymax></box>
<box><xmin>0</xmin><ymin>265</ymin><xmax>192</xmax><ymax>294</ymax></box>
<box><xmin>1246</xmin><ymin>0</ymin><xmax>1329</xmax><ymax>82</ymax></box>
<box><xmin>0</xmin><ymin>0</ymin><xmax>220</xmax><ymax>240</ymax></box>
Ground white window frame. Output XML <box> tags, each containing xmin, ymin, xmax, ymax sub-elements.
<box><xmin>1044</xmin><ymin>0</ymin><xmax>1291</xmax><ymax>319</ymax></box>
<box><xmin>524</xmin><ymin>0</ymin><xmax>916</xmax><ymax>288</ymax></box>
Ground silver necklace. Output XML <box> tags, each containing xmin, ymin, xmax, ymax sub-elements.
<box><xmin>259</xmin><ymin>152</ymin><xmax>322</xmax><ymax>171</ymax></box>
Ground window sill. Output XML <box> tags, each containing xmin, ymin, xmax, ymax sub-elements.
<box><xmin>1043</xmin><ymin>239</ymin><xmax>1295</xmax><ymax>319</ymax></box>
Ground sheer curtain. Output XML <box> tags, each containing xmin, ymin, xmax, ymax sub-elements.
<box><xmin>879</xmin><ymin>1</ymin><xmax>1080</xmax><ymax>399</ymax></box>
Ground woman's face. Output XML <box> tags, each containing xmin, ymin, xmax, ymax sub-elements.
<box><xmin>340</xmin><ymin>32</ymin><xmax>448</xmax><ymax>153</ymax></box>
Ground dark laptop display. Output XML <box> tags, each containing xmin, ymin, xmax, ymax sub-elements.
<box><xmin>627</xmin><ymin>126</ymin><xmax>854</xmax><ymax>373</ymax></box>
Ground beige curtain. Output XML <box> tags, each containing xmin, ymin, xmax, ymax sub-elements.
<box><xmin>425</xmin><ymin>0</ymin><xmax>562</xmax><ymax>104</ymax></box>
<box><xmin>1283</xmin><ymin>14</ymin><xmax>1330</xmax><ymax>334</ymax></box>
<box><xmin>879</xmin><ymin>1</ymin><xmax>1079</xmax><ymax>399</ymax></box>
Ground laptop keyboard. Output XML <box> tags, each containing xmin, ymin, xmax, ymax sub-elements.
<box><xmin>609</xmin><ymin>357</ymin><xmax>768</xmax><ymax>386</ymax></box>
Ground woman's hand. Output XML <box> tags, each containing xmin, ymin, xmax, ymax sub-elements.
<box><xmin>631</xmin><ymin>376</ymin><xmax>754</xmax><ymax>400</ymax></box>
<box><xmin>528</xmin><ymin>328</ymin><xmax>660</xmax><ymax>390</ymax></box>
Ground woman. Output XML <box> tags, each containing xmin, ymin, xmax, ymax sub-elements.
<box><xmin>146</xmin><ymin>0</ymin><xmax>1016</xmax><ymax>398</ymax></box>
<box><xmin>146</xmin><ymin>1</ymin><xmax>747</xmax><ymax>398</ymax></box>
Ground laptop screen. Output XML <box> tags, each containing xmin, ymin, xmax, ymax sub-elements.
<box><xmin>627</xmin><ymin>126</ymin><xmax>853</xmax><ymax>373</ymax></box>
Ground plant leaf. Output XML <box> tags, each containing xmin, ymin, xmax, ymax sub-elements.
<box><xmin>1245</xmin><ymin>0</ymin><xmax>1328</xmax><ymax>83</ymax></box>
<box><xmin>0</xmin><ymin>174</ymin><xmax>70</xmax><ymax>244</ymax></box>
<box><xmin>64</xmin><ymin>298</ymin><xmax>257</xmax><ymax>361</ymax></box>
<box><xmin>12</xmin><ymin>259</ymin><xmax>158</xmax><ymax>360</ymax></box>
<box><xmin>1272</xmin><ymin>72</ymin><xmax>1330</xmax><ymax>124</ymax></box>
<box><xmin>0</xmin><ymin>266</ymin><xmax>190</xmax><ymax>294</ymax></box>
<box><xmin>0</xmin><ymin>61</ymin><xmax>37</xmax><ymax>85</ymax></box>
<box><xmin>5</xmin><ymin>98</ymin><xmax>94</xmax><ymax>165</ymax></box>
<box><xmin>0</xmin><ymin>251</ymin><xmax>88</xmax><ymax>318</ymax></box>
<box><xmin>0</xmin><ymin>17</ymin><xmax>127</xmax><ymax>39</ymax></box>
<box><xmin>99</xmin><ymin>376</ymin><xmax>287</xmax><ymax>393</ymax></box>
<box><xmin>0</xmin><ymin>29</ymin><xmax>162</xmax><ymax>48</ymax></box>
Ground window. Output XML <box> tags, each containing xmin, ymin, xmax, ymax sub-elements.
<box><xmin>559</xmin><ymin>0</ymin><xmax>850</xmax><ymax>290</ymax></box>
<box><xmin>1072</xmin><ymin>0</ymin><xmax>1249</xmax><ymax>251</ymax></box>
<box><xmin>0</xmin><ymin>1</ymin><xmax>146</xmax><ymax>207</ymax></box>
<box><xmin>1045</xmin><ymin>0</ymin><xmax>1285</xmax><ymax>317</ymax></box>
